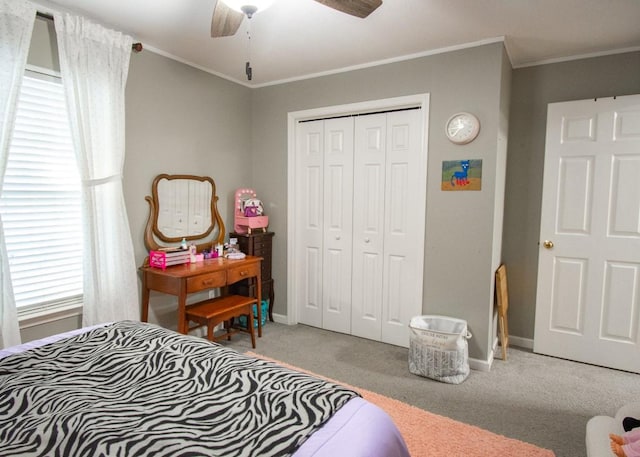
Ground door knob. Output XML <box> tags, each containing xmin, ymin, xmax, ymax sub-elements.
<box><xmin>336</xmin><ymin>235</ymin><xmax>341</xmax><ymax>240</ymax></box>
<box><xmin>364</xmin><ymin>238</ymin><xmax>370</xmax><ymax>243</ymax></box>
<box><xmin>543</xmin><ymin>240</ymin><xmax>554</xmax><ymax>249</ymax></box>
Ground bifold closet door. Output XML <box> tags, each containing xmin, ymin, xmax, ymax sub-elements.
<box><xmin>351</xmin><ymin>109</ymin><xmax>424</xmax><ymax>346</ymax></box>
<box><xmin>295</xmin><ymin>118</ymin><xmax>354</xmax><ymax>334</ymax></box>
<box><xmin>295</xmin><ymin>107</ymin><xmax>425</xmax><ymax>347</ymax></box>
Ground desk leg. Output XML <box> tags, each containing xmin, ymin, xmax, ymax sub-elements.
<box><xmin>178</xmin><ymin>291</ymin><xmax>188</xmax><ymax>334</ymax></box>
<box><xmin>141</xmin><ymin>281</ymin><xmax>150</xmax><ymax>323</ymax></box>
<box><xmin>257</xmin><ymin>268</ymin><xmax>262</xmax><ymax>338</ymax></box>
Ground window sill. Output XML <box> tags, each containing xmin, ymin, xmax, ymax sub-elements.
<box><xmin>18</xmin><ymin>301</ymin><xmax>82</xmax><ymax>329</ymax></box>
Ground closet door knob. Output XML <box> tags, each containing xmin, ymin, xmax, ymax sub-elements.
<box><xmin>336</xmin><ymin>235</ymin><xmax>341</xmax><ymax>240</ymax></box>
<box><xmin>364</xmin><ymin>238</ymin><xmax>370</xmax><ymax>243</ymax></box>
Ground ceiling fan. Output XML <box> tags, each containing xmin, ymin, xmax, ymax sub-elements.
<box><xmin>211</xmin><ymin>0</ymin><xmax>383</xmax><ymax>38</ymax></box>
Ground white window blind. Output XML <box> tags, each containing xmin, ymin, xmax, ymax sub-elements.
<box><xmin>0</xmin><ymin>74</ymin><xmax>83</xmax><ymax>311</ymax></box>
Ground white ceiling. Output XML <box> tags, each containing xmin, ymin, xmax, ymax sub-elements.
<box><xmin>37</xmin><ymin>0</ymin><xmax>640</xmax><ymax>87</ymax></box>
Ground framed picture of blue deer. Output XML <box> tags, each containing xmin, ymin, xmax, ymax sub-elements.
<box><xmin>441</xmin><ymin>159</ymin><xmax>482</xmax><ymax>191</ymax></box>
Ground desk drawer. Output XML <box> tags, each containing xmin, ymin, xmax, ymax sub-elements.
<box><xmin>187</xmin><ymin>271</ymin><xmax>226</xmax><ymax>292</ymax></box>
<box><xmin>227</xmin><ymin>262</ymin><xmax>260</xmax><ymax>285</ymax></box>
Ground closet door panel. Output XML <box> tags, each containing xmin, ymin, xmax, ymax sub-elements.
<box><xmin>296</xmin><ymin>120</ymin><xmax>324</xmax><ymax>327</ymax></box>
<box><xmin>385</xmin><ymin>254</ymin><xmax>405</xmax><ymax>325</ymax></box>
<box><xmin>352</xmin><ymin>113</ymin><xmax>387</xmax><ymax>340</ymax></box>
<box><xmin>382</xmin><ymin>109</ymin><xmax>425</xmax><ymax>346</ymax></box>
<box><xmin>356</xmin><ymin>251</ymin><xmax>383</xmax><ymax>318</ymax></box>
<box><xmin>323</xmin><ymin>118</ymin><xmax>354</xmax><ymax>334</ymax></box>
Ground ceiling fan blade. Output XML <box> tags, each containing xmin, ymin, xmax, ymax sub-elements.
<box><xmin>313</xmin><ymin>0</ymin><xmax>382</xmax><ymax>18</ymax></box>
<box><xmin>211</xmin><ymin>0</ymin><xmax>245</xmax><ymax>37</ymax></box>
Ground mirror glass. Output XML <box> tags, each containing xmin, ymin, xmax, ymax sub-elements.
<box><xmin>144</xmin><ymin>174</ymin><xmax>225</xmax><ymax>252</ymax></box>
<box><xmin>156</xmin><ymin>178</ymin><xmax>212</xmax><ymax>238</ymax></box>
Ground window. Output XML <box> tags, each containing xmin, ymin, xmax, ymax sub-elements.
<box><xmin>0</xmin><ymin>73</ymin><xmax>83</xmax><ymax>316</ymax></box>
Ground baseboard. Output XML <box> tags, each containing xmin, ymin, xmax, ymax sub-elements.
<box><xmin>469</xmin><ymin>355</ymin><xmax>493</xmax><ymax>372</ymax></box>
<box><xmin>272</xmin><ymin>313</ymin><xmax>288</xmax><ymax>324</ymax></box>
<box><xmin>509</xmin><ymin>335</ymin><xmax>534</xmax><ymax>350</ymax></box>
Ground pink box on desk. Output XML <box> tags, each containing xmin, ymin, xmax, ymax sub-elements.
<box><xmin>149</xmin><ymin>250</ymin><xmax>190</xmax><ymax>270</ymax></box>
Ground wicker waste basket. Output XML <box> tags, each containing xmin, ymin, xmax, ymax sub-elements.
<box><xmin>408</xmin><ymin>315</ymin><xmax>472</xmax><ymax>384</ymax></box>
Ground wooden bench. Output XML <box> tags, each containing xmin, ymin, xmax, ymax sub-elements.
<box><xmin>185</xmin><ymin>294</ymin><xmax>257</xmax><ymax>348</ymax></box>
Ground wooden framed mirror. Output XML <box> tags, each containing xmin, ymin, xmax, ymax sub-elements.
<box><xmin>144</xmin><ymin>174</ymin><xmax>225</xmax><ymax>252</ymax></box>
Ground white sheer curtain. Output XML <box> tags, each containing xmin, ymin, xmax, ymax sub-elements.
<box><xmin>0</xmin><ymin>0</ymin><xmax>36</xmax><ymax>349</ymax></box>
<box><xmin>54</xmin><ymin>13</ymin><xmax>139</xmax><ymax>326</ymax></box>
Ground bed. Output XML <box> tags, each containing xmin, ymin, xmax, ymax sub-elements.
<box><xmin>0</xmin><ymin>321</ymin><xmax>409</xmax><ymax>457</ymax></box>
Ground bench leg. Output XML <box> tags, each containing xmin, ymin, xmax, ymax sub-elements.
<box><xmin>248</xmin><ymin>308</ymin><xmax>256</xmax><ymax>348</ymax></box>
<box><xmin>225</xmin><ymin>320</ymin><xmax>232</xmax><ymax>341</ymax></box>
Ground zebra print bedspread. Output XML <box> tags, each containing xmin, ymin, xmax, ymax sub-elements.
<box><xmin>0</xmin><ymin>321</ymin><xmax>359</xmax><ymax>457</ymax></box>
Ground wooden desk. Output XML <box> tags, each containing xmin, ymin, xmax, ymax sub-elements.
<box><xmin>140</xmin><ymin>256</ymin><xmax>262</xmax><ymax>336</ymax></box>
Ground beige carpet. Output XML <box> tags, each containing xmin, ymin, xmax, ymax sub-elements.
<box><xmin>247</xmin><ymin>352</ymin><xmax>555</xmax><ymax>457</ymax></box>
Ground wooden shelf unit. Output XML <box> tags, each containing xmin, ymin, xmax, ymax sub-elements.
<box><xmin>230</xmin><ymin>231</ymin><xmax>274</xmax><ymax>321</ymax></box>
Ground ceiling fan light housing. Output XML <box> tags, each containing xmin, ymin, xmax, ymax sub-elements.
<box><xmin>221</xmin><ymin>0</ymin><xmax>274</xmax><ymax>15</ymax></box>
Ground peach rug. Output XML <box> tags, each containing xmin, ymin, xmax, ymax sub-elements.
<box><xmin>246</xmin><ymin>352</ymin><xmax>555</xmax><ymax>457</ymax></box>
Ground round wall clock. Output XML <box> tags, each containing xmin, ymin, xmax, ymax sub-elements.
<box><xmin>445</xmin><ymin>112</ymin><xmax>480</xmax><ymax>145</ymax></box>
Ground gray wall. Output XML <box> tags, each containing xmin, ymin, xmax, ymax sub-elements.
<box><xmin>124</xmin><ymin>50</ymin><xmax>252</xmax><ymax>326</ymax></box>
<box><xmin>489</xmin><ymin>46</ymin><xmax>513</xmax><ymax>345</ymax></box>
<box><xmin>503</xmin><ymin>51</ymin><xmax>640</xmax><ymax>340</ymax></box>
<box><xmin>251</xmin><ymin>42</ymin><xmax>510</xmax><ymax>362</ymax></box>
<box><xmin>124</xmin><ymin>50</ymin><xmax>252</xmax><ymax>267</ymax></box>
<box><xmin>27</xmin><ymin>15</ymin><xmax>59</xmax><ymax>71</ymax></box>
<box><xmin>21</xmin><ymin>13</ymin><xmax>639</xmax><ymax>363</ymax></box>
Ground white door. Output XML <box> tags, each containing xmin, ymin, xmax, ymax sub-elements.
<box><xmin>381</xmin><ymin>109</ymin><xmax>425</xmax><ymax>346</ymax></box>
<box><xmin>322</xmin><ymin>117</ymin><xmax>354</xmax><ymax>333</ymax></box>
<box><xmin>351</xmin><ymin>109</ymin><xmax>425</xmax><ymax>346</ymax></box>
<box><xmin>295</xmin><ymin>118</ymin><xmax>354</xmax><ymax>332</ymax></box>
<box><xmin>351</xmin><ymin>113</ymin><xmax>387</xmax><ymax>341</ymax></box>
<box><xmin>534</xmin><ymin>95</ymin><xmax>640</xmax><ymax>373</ymax></box>
<box><xmin>295</xmin><ymin>120</ymin><xmax>324</xmax><ymax>328</ymax></box>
